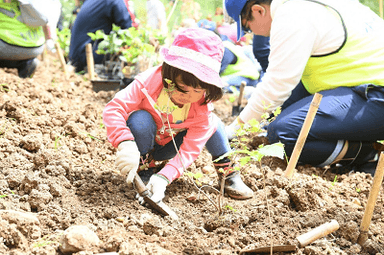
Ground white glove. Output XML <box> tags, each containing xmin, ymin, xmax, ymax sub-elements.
<box><xmin>115</xmin><ymin>140</ymin><xmax>141</xmax><ymax>185</ymax></box>
<box><xmin>137</xmin><ymin>174</ymin><xmax>169</xmax><ymax>204</ymax></box>
<box><xmin>225</xmin><ymin>117</ymin><xmax>242</xmax><ymax>140</ymax></box>
<box><xmin>45</xmin><ymin>39</ymin><xmax>56</xmax><ymax>53</ymax></box>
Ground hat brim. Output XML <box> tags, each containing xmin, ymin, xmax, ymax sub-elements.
<box><xmin>160</xmin><ymin>47</ymin><xmax>224</xmax><ymax>88</ymax></box>
<box><xmin>235</xmin><ymin>15</ymin><xmax>245</xmax><ymax>42</ymax></box>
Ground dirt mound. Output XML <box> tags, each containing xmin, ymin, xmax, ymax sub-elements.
<box><xmin>0</xmin><ymin>54</ymin><xmax>383</xmax><ymax>255</ymax></box>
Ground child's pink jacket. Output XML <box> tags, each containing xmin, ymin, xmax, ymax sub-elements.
<box><xmin>103</xmin><ymin>66</ymin><xmax>219</xmax><ymax>182</ymax></box>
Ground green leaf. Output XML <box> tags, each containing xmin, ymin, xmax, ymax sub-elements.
<box><xmin>257</xmin><ymin>143</ymin><xmax>285</xmax><ymax>159</ymax></box>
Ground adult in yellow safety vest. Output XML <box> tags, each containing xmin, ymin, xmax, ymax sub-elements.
<box><xmin>0</xmin><ymin>0</ymin><xmax>61</xmax><ymax>78</ymax></box>
<box><xmin>224</xmin><ymin>0</ymin><xmax>384</xmax><ymax>176</ymax></box>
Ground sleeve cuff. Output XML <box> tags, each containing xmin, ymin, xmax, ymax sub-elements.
<box><xmin>240</xmin><ymin>104</ymin><xmax>263</xmax><ymax>123</ymax></box>
<box><xmin>158</xmin><ymin>165</ymin><xmax>180</xmax><ymax>183</ymax></box>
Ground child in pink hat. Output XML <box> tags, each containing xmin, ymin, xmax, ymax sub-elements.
<box><xmin>103</xmin><ymin>28</ymin><xmax>253</xmax><ymax>204</ymax></box>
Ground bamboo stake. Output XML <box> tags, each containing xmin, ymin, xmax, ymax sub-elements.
<box><xmin>166</xmin><ymin>0</ymin><xmax>179</xmax><ymax>25</ymax></box>
<box><xmin>297</xmin><ymin>220</ymin><xmax>340</xmax><ymax>247</ymax></box>
<box><xmin>86</xmin><ymin>43</ymin><xmax>95</xmax><ymax>80</ymax></box>
<box><xmin>41</xmin><ymin>46</ymin><xmax>47</xmax><ymax>63</ymax></box>
<box><xmin>284</xmin><ymin>93</ymin><xmax>323</xmax><ymax>178</ymax></box>
<box><xmin>380</xmin><ymin>0</ymin><xmax>383</xmax><ymax>19</ymax></box>
<box><xmin>54</xmin><ymin>42</ymin><xmax>68</xmax><ymax>80</ymax></box>
<box><xmin>357</xmin><ymin>151</ymin><xmax>384</xmax><ymax>245</ymax></box>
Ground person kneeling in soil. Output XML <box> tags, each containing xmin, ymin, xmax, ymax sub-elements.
<box><xmin>0</xmin><ymin>0</ymin><xmax>61</xmax><ymax>78</ymax></box>
<box><xmin>103</xmin><ymin>28</ymin><xmax>253</xmax><ymax>202</ymax></box>
<box><xmin>224</xmin><ymin>0</ymin><xmax>384</xmax><ymax>176</ymax></box>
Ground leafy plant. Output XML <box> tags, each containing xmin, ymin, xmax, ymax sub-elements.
<box><xmin>87</xmin><ymin>25</ymin><xmax>166</xmax><ymax>75</ymax></box>
<box><xmin>88</xmin><ymin>24</ymin><xmax>124</xmax><ymax>59</ymax></box>
<box><xmin>185</xmin><ymin>172</ymin><xmax>204</xmax><ymax>186</ymax></box>
<box><xmin>88</xmin><ymin>25</ymin><xmax>165</xmax><ymax>61</ymax></box>
<box><xmin>56</xmin><ymin>28</ymin><xmax>71</xmax><ymax>58</ymax></box>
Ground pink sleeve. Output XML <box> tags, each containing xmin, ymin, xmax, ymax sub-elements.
<box><xmin>102</xmin><ymin>80</ymin><xmax>144</xmax><ymax>148</ymax></box>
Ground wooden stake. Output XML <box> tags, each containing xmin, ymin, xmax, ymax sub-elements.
<box><xmin>54</xmin><ymin>42</ymin><xmax>68</xmax><ymax>80</ymax></box>
<box><xmin>166</xmin><ymin>0</ymin><xmax>179</xmax><ymax>25</ymax></box>
<box><xmin>357</xmin><ymin>151</ymin><xmax>384</xmax><ymax>245</ymax></box>
<box><xmin>86</xmin><ymin>43</ymin><xmax>95</xmax><ymax>80</ymax></box>
<box><xmin>284</xmin><ymin>93</ymin><xmax>322</xmax><ymax>178</ymax></box>
<box><xmin>41</xmin><ymin>46</ymin><xmax>47</xmax><ymax>62</ymax></box>
<box><xmin>297</xmin><ymin>220</ymin><xmax>340</xmax><ymax>247</ymax></box>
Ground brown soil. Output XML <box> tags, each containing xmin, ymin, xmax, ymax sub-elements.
<box><xmin>1</xmin><ymin>54</ymin><xmax>384</xmax><ymax>255</ymax></box>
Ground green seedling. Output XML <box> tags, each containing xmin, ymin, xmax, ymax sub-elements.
<box><xmin>56</xmin><ymin>28</ymin><xmax>71</xmax><ymax>58</ymax></box>
<box><xmin>185</xmin><ymin>172</ymin><xmax>204</xmax><ymax>186</ymax></box>
<box><xmin>99</xmin><ymin>116</ymin><xmax>105</xmax><ymax>129</ymax></box>
<box><xmin>0</xmin><ymin>83</ymin><xmax>9</xmax><ymax>92</ymax></box>
<box><xmin>54</xmin><ymin>135</ymin><xmax>62</xmax><ymax>150</ymax></box>
<box><xmin>87</xmin><ymin>134</ymin><xmax>101</xmax><ymax>141</ymax></box>
<box><xmin>80</xmin><ymin>132</ymin><xmax>102</xmax><ymax>142</ymax></box>
<box><xmin>154</xmin><ymin>79</ymin><xmax>178</xmax><ymax>115</ymax></box>
<box><xmin>0</xmin><ymin>190</ymin><xmax>15</xmax><ymax>199</ymax></box>
<box><xmin>330</xmin><ymin>175</ymin><xmax>338</xmax><ymax>190</ymax></box>
<box><xmin>224</xmin><ymin>204</ymin><xmax>237</xmax><ymax>212</ymax></box>
<box><xmin>32</xmin><ymin>233</ymin><xmax>62</xmax><ymax>248</ymax></box>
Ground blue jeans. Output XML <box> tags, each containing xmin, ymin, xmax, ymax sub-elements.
<box><xmin>267</xmin><ymin>84</ymin><xmax>384</xmax><ymax>166</ymax></box>
<box><xmin>126</xmin><ymin>110</ymin><xmax>231</xmax><ymax>161</ymax></box>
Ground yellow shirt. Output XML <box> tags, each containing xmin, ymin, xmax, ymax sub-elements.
<box><xmin>156</xmin><ymin>88</ymin><xmax>191</xmax><ymax>124</ymax></box>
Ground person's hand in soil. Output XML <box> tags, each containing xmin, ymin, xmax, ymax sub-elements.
<box><xmin>115</xmin><ymin>141</ymin><xmax>140</xmax><ymax>185</ymax></box>
<box><xmin>226</xmin><ymin>117</ymin><xmax>243</xmax><ymax>140</ymax></box>
<box><xmin>137</xmin><ymin>174</ymin><xmax>169</xmax><ymax>204</ymax></box>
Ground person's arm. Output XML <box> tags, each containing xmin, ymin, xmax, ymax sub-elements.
<box><xmin>240</xmin><ymin>10</ymin><xmax>317</xmax><ymax>123</ymax></box>
<box><xmin>252</xmin><ymin>35</ymin><xmax>270</xmax><ymax>73</ymax></box>
<box><xmin>111</xmin><ymin>0</ymin><xmax>132</xmax><ymax>29</ymax></box>
<box><xmin>103</xmin><ymin>79</ymin><xmax>145</xmax><ymax>148</ymax></box>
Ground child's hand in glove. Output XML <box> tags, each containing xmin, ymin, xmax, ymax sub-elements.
<box><xmin>137</xmin><ymin>174</ymin><xmax>170</xmax><ymax>204</ymax></box>
<box><xmin>115</xmin><ymin>141</ymin><xmax>140</xmax><ymax>185</ymax></box>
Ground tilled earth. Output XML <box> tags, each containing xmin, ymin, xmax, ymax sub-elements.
<box><xmin>1</xmin><ymin>54</ymin><xmax>384</xmax><ymax>255</ymax></box>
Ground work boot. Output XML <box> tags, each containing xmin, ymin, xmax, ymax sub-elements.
<box><xmin>333</xmin><ymin>142</ymin><xmax>384</xmax><ymax>177</ymax></box>
<box><xmin>352</xmin><ymin>143</ymin><xmax>383</xmax><ymax>177</ymax></box>
<box><xmin>214</xmin><ymin>158</ymin><xmax>253</xmax><ymax>200</ymax></box>
<box><xmin>18</xmin><ymin>58</ymin><xmax>39</xmax><ymax>78</ymax></box>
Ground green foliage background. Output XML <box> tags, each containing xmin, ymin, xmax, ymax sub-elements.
<box><xmin>59</xmin><ymin>0</ymin><xmax>382</xmax><ymax>31</ymax></box>
<box><xmin>130</xmin><ymin>0</ymin><xmax>382</xmax><ymax>31</ymax></box>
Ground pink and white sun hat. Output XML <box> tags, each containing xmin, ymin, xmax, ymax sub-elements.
<box><xmin>160</xmin><ymin>27</ymin><xmax>225</xmax><ymax>88</ymax></box>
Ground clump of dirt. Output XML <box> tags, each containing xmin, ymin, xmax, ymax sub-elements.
<box><xmin>0</xmin><ymin>54</ymin><xmax>384</xmax><ymax>255</ymax></box>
